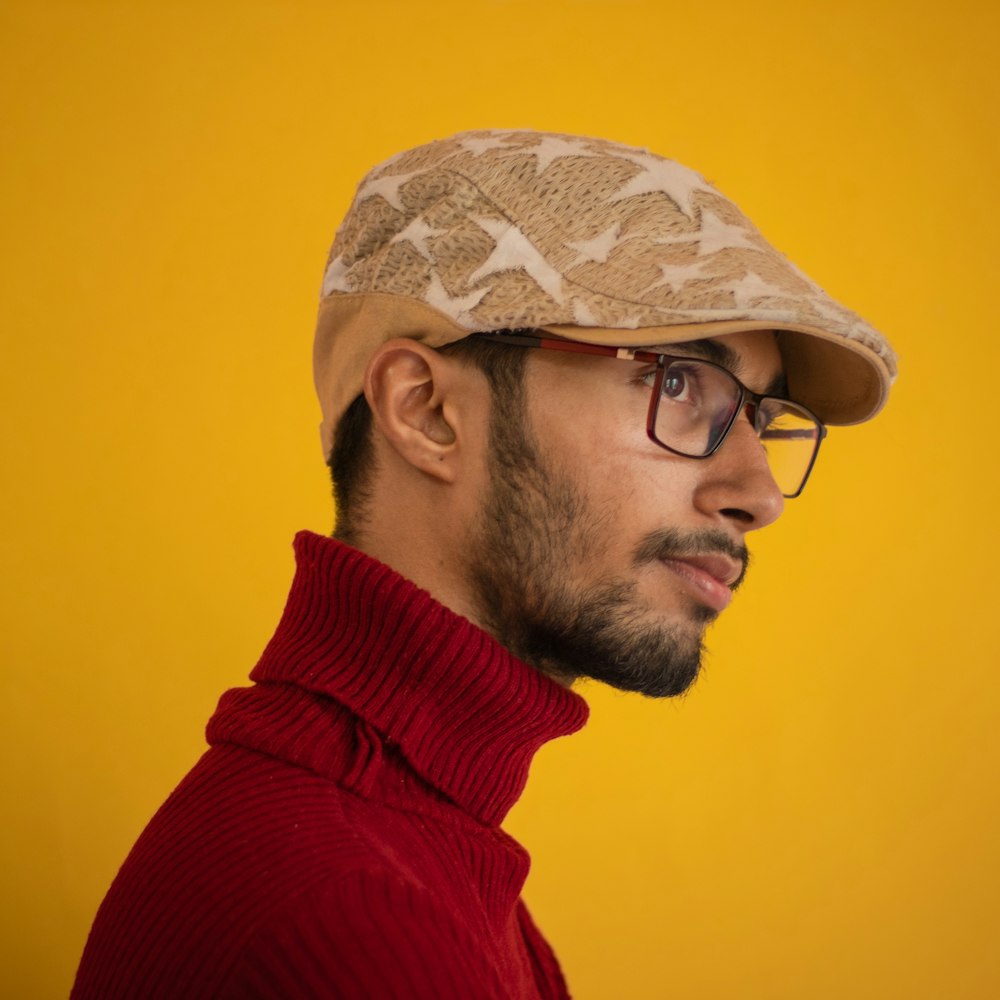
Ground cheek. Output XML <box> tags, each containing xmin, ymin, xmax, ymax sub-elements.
<box><xmin>548</xmin><ymin>432</ymin><xmax>696</xmax><ymax>576</ymax></box>
<box><xmin>569</xmin><ymin>406</ymin><xmax>695</xmax><ymax>510</ymax></box>
<box><xmin>527</xmin><ymin>366</ymin><xmax>699</xmax><ymax>551</ymax></box>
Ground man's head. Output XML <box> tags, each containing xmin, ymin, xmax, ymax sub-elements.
<box><xmin>314</xmin><ymin>130</ymin><xmax>896</xmax><ymax>695</ymax></box>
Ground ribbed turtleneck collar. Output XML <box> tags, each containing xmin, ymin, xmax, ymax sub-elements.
<box><xmin>241</xmin><ymin>531</ymin><xmax>588</xmax><ymax>827</ymax></box>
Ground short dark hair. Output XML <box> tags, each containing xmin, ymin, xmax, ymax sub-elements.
<box><xmin>328</xmin><ymin>333</ymin><xmax>531</xmax><ymax>542</ymax></box>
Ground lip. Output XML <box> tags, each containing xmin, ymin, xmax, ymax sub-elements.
<box><xmin>660</xmin><ymin>554</ymin><xmax>742</xmax><ymax>612</ymax></box>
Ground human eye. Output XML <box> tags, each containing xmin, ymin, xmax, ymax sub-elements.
<box><xmin>660</xmin><ymin>362</ymin><xmax>704</xmax><ymax>406</ymax></box>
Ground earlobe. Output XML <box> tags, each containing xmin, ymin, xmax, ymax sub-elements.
<box><xmin>363</xmin><ymin>340</ymin><xmax>460</xmax><ymax>482</ymax></box>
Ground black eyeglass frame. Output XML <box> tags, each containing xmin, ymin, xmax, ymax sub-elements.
<box><xmin>470</xmin><ymin>331</ymin><xmax>827</xmax><ymax>499</ymax></box>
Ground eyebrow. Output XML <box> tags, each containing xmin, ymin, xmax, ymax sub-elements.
<box><xmin>666</xmin><ymin>339</ymin><xmax>788</xmax><ymax>398</ymax></box>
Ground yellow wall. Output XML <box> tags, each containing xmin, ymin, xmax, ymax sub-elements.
<box><xmin>2</xmin><ymin>2</ymin><xmax>997</xmax><ymax>997</ymax></box>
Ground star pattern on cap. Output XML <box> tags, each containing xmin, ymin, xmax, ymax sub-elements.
<box><xmin>390</xmin><ymin>216</ymin><xmax>448</xmax><ymax>261</ymax></box>
<box><xmin>565</xmin><ymin>222</ymin><xmax>623</xmax><ymax>265</ymax></box>
<box><xmin>725</xmin><ymin>269</ymin><xmax>789</xmax><ymax>305</ymax></box>
<box><xmin>571</xmin><ymin>298</ymin><xmax>599</xmax><ymax>326</ymax></box>
<box><xmin>609</xmin><ymin>157</ymin><xmax>716</xmax><ymax>220</ymax></box>
<box><xmin>523</xmin><ymin>135</ymin><xmax>604</xmax><ymax>174</ymax></box>
<box><xmin>458</xmin><ymin>135</ymin><xmax>510</xmax><ymax>158</ymax></box>
<box><xmin>424</xmin><ymin>273</ymin><xmax>489</xmax><ymax>324</ymax></box>
<box><xmin>646</xmin><ymin>257</ymin><xmax>715</xmax><ymax>296</ymax></box>
<box><xmin>469</xmin><ymin>216</ymin><xmax>566</xmax><ymax>304</ymax></box>
<box><xmin>356</xmin><ymin>168</ymin><xmax>423</xmax><ymax>212</ymax></box>
<box><xmin>321</xmin><ymin>255</ymin><xmax>351</xmax><ymax>296</ymax></box>
<box><xmin>692</xmin><ymin>209</ymin><xmax>767</xmax><ymax>256</ymax></box>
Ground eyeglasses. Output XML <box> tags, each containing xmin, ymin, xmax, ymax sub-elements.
<box><xmin>471</xmin><ymin>332</ymin><xmax>827</xmax><ymax>499</ymax></box>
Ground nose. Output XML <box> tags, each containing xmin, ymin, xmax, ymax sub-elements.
<box><xmin>694</xmin><ymin>414</ymin><xmax>785</xmax><ymax>530</ymax></box>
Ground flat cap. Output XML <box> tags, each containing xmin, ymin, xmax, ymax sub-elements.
<box><xmin>314</xmin><ymin>129</ymin><xmax>896</xmax><ymax>457</ymax></box>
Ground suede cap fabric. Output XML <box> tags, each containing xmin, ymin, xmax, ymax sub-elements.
<box><xmin>314</xmin><ymin>129</ymin><xmax>897</xmax><ymax>457</ymax></box>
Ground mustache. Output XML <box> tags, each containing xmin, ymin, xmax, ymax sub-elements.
<box><xmin>633</xmin><ymin>529</ymin><xmax>751</xmax><ymax>591</ymax></box>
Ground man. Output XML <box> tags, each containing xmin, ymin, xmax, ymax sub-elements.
<box><xmin>73</xmin><ymin>130</ymin><xmax>896</xmax><ymax>998</ymax></box>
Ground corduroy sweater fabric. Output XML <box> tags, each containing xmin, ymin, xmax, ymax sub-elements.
<box><xmin>72</xmin><ymin>531</ymin><xmax>589</xmax><ymax>999</ymax></box>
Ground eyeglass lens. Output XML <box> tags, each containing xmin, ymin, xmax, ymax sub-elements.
<box><xmin>653</xmin><ymin>360</ymin><xmax>821</xmax><ymax>498</ymax></box>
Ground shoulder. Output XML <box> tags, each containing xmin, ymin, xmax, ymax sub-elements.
<box><xmin>220</xmin><ymin>871</ymin><xmax>513</xmax><ymax>1000</ymax></box>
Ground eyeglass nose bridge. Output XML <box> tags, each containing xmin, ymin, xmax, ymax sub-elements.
<box><xmin>734</xmin><ymin>391</ymin><xmax>794</xmax><ymax>445</ymax></box>
<box><xmin>712</xmin><ymin>394</ymin><xmax>764</xmax><ymax>454</ymax></box>
<box><xmin>743</xmin><ymin>397</ymin><xmax>766</xmax><ymax>438</ymax></box>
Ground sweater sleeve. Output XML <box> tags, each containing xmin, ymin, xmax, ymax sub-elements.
<box><xmin>220</xmin><ymin>871</ymin><xmax>516</xmax><ymax>1000</ymax></box>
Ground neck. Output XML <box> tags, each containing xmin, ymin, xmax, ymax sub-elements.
<box><xmin>340</xmin><ymin>520</ymin><xmax>494</xmax><ymax>641</ymax></box>
<box><xmin>225</xmin><ymin>531</ymin><xmax>590</xmax><ymax>826</ymax></box>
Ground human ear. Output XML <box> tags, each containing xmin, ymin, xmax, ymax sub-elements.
<box><xmin>363</xmin><ymin>339</ymin><xmax>461</xmax><ymax>482</ymax></box>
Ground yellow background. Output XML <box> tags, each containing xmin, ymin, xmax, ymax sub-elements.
<box><xmin>2</xmin><ymin>1</ymin><xmax>997</xmax><ymax>997</ymax></box>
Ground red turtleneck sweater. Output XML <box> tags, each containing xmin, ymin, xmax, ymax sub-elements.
<box><xmin>72</xmin><ymin>532</ymin><xmax>589</xmax><ymax>999</ymax></box>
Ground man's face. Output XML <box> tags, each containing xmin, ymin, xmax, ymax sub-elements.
<box><xmin>463</xmin><ymin>330</ymin><xmax>785</xmax><ymax>697</ymax></box>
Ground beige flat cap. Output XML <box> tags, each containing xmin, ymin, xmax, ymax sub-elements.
<box><xmin>314</xmin><ymin>129</ymin><xmax>896</xmax><ymax>458</ymax></box>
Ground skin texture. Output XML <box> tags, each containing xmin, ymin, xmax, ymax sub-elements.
<box><xmin>356</xmin><ymin>330</ymin><xmax>785</xmax><ymax>696</ymax></box>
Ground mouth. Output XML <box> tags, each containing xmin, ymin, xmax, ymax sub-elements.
<box><xmin>659</xmin><ymin>553</ymin><xmax>742</xmax><ymax>613</ymax></box>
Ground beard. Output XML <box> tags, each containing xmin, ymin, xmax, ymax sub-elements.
<box><xmin>464</xmin><ymin>387</ymin><xmax>749</xmax><ymax>699</ymax></box>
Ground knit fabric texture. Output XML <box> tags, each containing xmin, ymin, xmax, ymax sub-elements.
<box><xmin>72</xmin><ymin>532</ymin><xmax>589</xmax><ymax>999</ymax></box>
